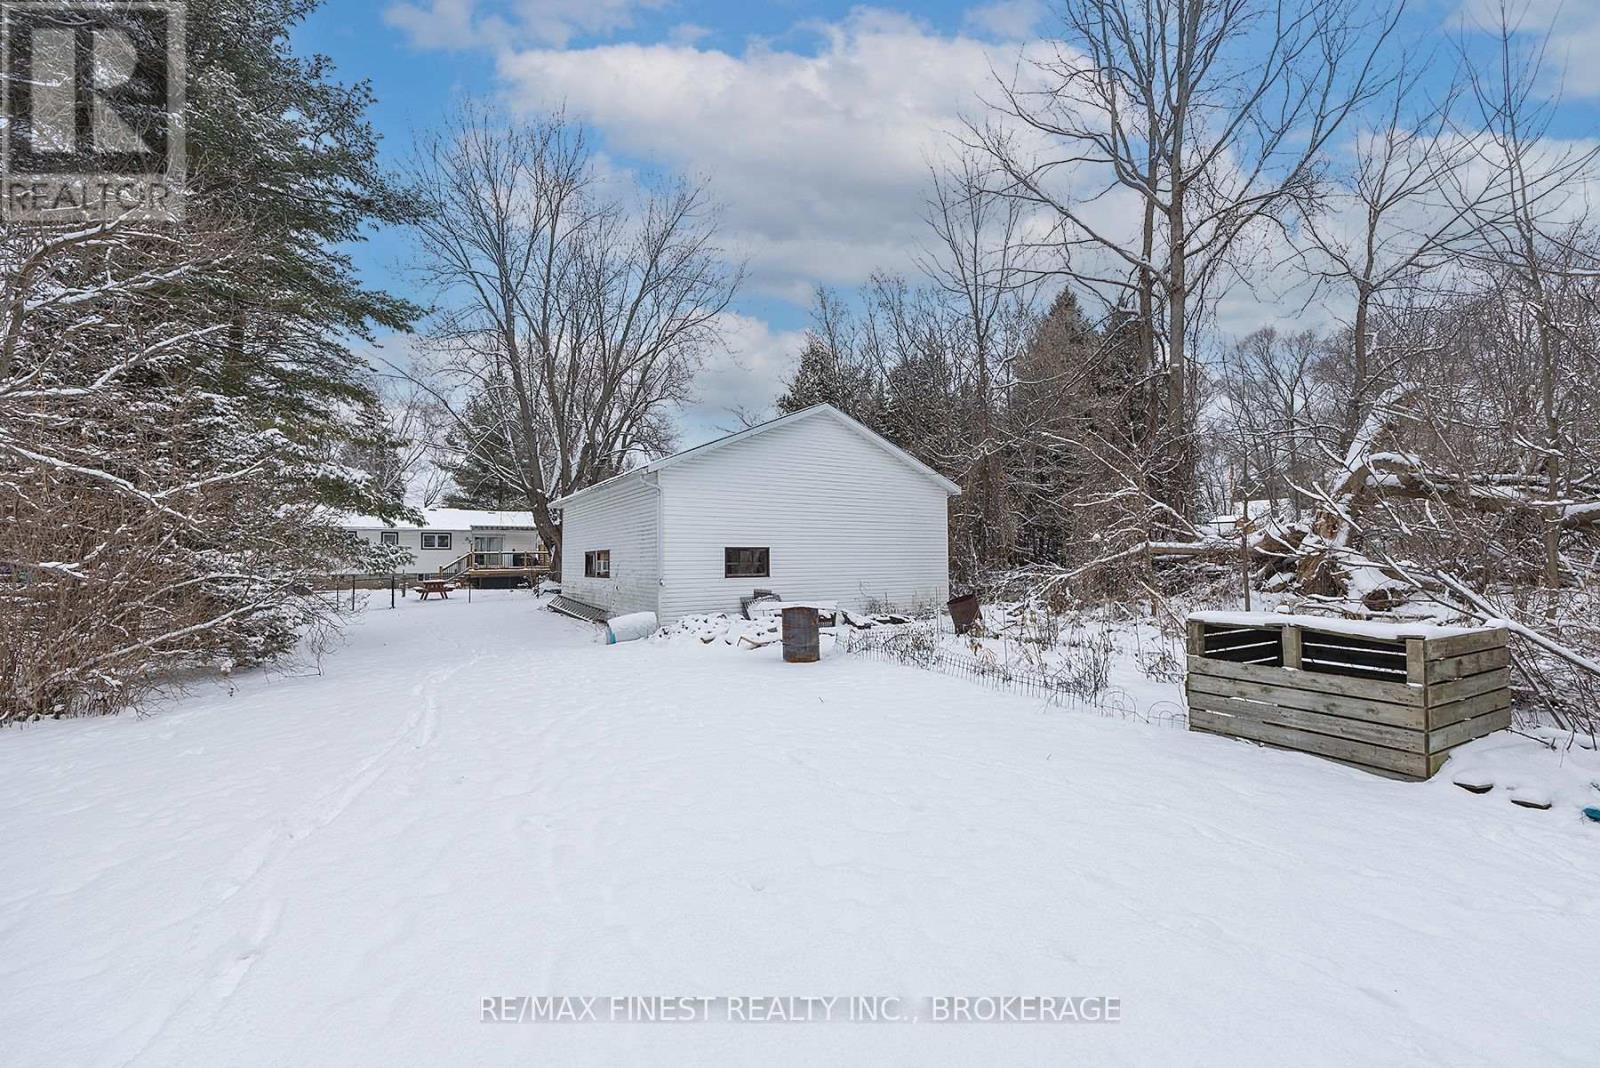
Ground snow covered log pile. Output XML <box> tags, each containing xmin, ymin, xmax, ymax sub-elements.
<box><xmin>653</xmin><ymin>609</ymin><xmax>902</xmax><ymax>650</ymax></box>
<box><xmin>1091</xmin><ymin>374</ymin><xmax>1600</xmax><ymax>738</ymax></box>
<box><xmin>1185</xmin><ymin>613</ymin><xmax>1512</xmax><ymax>780</ymax></box>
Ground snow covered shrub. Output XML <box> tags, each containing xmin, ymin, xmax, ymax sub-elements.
<box><xmin>0</xmin><ymin>215</ymin><xmax>402</xmax><ymax>722</ymax></box>
<box><xmin>0</xmin><ymin>360</ymin><xmax>366</xmax><ymax>721</ymax></box>
<box><xmin>1030</xmin><ymin>621</ymin><xmax>1114</xmax><ymax>701</ymax></box>
<box><xmin>0</xmin><ymin>3</ymin><xmax>421</xmax><ymax>720</ymax></box>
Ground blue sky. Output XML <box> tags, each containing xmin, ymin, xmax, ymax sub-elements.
<box><xmin>296</xmin><ymin>0</ymin><xmax>1600</xmax><ymax>445</ymax></box>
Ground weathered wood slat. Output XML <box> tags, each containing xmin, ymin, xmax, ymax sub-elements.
<box><xmin>1427</xmin><ymin>687</ymin><xmax>1512</xmax><ymax>730</ymax></box>
<box><xmin>1203</xmin><ymin>622</ymin><xmax>1277</xmax><ymax>638</ymax></box>
<box><xmin>1425</xmin><ymin>646</ymin><xmax>1511</xmax><ymax>684</ymax></box>
<box><xmin>1187</xmin><ymin>655</ymin><xmax>1423</xmax><ymax>706</ymax></box>
<box><xmin>1428</xmin><ymin>705</ymin><xmax>1513</xmax><ymax>752</ymax></box>
<box><xmin>1299</xmin><ymin>630</ymin><xmax>1409</xmax><ymax>655</ymax></box>
<box><xmin>1189</xmin><ymin>707</ymin><xmax>1427</xmax><ymax>778</ymax></box>
<box><xmin>1300</xmin><ymin>641</ymin><xmax>1409</xmax><ymax>672</ymax></box>
<box><xmin>1203</xmin><ymin>645</ymin><xmax>1283</xmax><ymax>665</ymax></box>
<box><xmin>1297</xmin><ymin>656</ymin><xmax>1409</xmax><ymax>684</ymax></box>
<box><xmin>1187</xmin><ymin>673</ymin><xmax>1426</xmax><ymax>729</ymax></box>
<box><xmin>1204</xmin><ymin>630</ymin><xmax>1281</xmax><ymax>652</ymax></box>
<box><xmin>1187</xmin><ymin>692</ymin><xmax>1425</xmax><ymax>753</ymax></box>
<box><xmin>1425</xmin><ymin>629</ymin><xmax>1508</xmax><ymax>660</ymax></box>
<box><xmin>1427</xmin><ymin>666</ymin><xmax>1511</xmax><ymax>707</ymax></box>
<box><xmin>1205</xmin><ymin>636</ymin><xmax>1281</xmax><ymax>653</ymax></box>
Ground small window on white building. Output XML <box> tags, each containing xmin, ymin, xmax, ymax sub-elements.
<box><xmin>421</xmin><ymin>532</ymin><xmax>452</xmax><ymax>551</ymax></box>
<box><xmin>585</xmin><ymin>550</ymin><xmax>611</xmax><ymax>578</ymax></box>
<box><xmin>380</xmin><ymin>531</ymin><xmax>399</xmax><ymax>546</ymax></box>
<box><xmin>724</xmin><ymin>547</ymin><xmax>769</xmax><ymax>578</ymax></box>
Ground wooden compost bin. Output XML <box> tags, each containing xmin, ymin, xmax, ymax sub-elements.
<box><xmin>1185</xmin><ymin>613</ymin><xmax>1512</xmax><ymax>780</ymax></box>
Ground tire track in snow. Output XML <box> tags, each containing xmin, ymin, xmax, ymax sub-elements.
<box><xmin>117</xmin><ymin>657</ymin><xmax>472</xmax><ymax>1068</ymax></box>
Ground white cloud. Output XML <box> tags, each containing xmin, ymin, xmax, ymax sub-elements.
<box><xmin>666</xmin><ymin>22</ymin><xmax>712</xmax><ymax>47</ymax></box>
<box><xmin>962</xmin><ymin>0</ymin><xmax>1047</xmax><ymax>40</ymax></box>
<box><xmin>678</xmin><ymin>312</ymin><xmax>809</xmax><ymax>445</ymax></box>
<box><xmin>386</xmin><ymin>0</ymin><xmax>665</xmax><ymax>51</ymax></box>
<box><xmin>385</xmin><ymin>0</ymin><xmax>483</xmax><ymax>50</ymax></box>
<box><xmin>496</xmin><ymin>8</ymin><xmax>1042</xmax><ymax>300</ymax></box>
<box><xmin>1455</xmin><ymin>0</ymin><xmax>1600</xmax><ymax>98</ymax></box>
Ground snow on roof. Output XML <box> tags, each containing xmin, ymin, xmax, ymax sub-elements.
<box><xmin>1189</xmin><ymin>610</ymin><xmax>1493</xmax><ymax>641</ymax></box>
<box><xmin>342</xmin><ymin>508</ymin><xmax>538</xmax><ymax>531</ymax></box>
<box><xmin>552</xmin><ymin>404</ymin><xmax>962</xmax><ymax>509</ymax></box>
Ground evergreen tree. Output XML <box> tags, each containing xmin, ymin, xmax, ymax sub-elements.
<box><xmin>0</xmin><ymin>0</ymin><xmax>421</xmax><ymax>718</ymax></box>
<box><xmin>442</xmin><ymin>395</ymin><xmax>525</xmax><ymax>510</ymax></box>
<box><xmin>180</xmin><ymin>0</ymin><xmax>419</xmax><ymax>518</ymax></box>
<box><xmin>1010</xmin><ymin>290</ymin><xmax>1108</xmax><ymax>565</ymax></box>
<box><xmin>776</xmin><ymin>335</ymin><xmax>875</xmax><ymax>417</ymax></box>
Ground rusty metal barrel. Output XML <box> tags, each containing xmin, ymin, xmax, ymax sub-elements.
<box><xmin>782</xmin><ymin>605</ymin><xmax>820</xmax><ymax>663</ymax></box>
<box><xmin>947</xmin><ymin>593</ymin><xmax>981</xmax><ymax>635</ymax></box>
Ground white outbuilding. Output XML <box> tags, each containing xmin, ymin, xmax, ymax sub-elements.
<box><xmin>552</xmin><ymin>404</ymin><xmax>960</xmax><ymax>622</ymax></box>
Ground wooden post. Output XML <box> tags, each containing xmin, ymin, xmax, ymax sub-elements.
<box><xmin>390</xmin><ymin>573</ymin><xmax>396</xmax><ymax>610</ymax></box>
<box><xmin>350</xmin><ymin>574</ymin><xmax>356</xmax><ymax>611</ymax></box>
<box><xmin>1282</xmin><ymin>625</ymin><xmax>1302</xmax><ymax>670</ymax></box>
<box><xmin>1406</xmin><ymin>637</ymin><xmax>1426</xmax><ymax>687</ymax></box>
<box><xmin>1186</xmin><ymin>619</ymin><xmax>1206</xmax><ymax>656</ymax></box>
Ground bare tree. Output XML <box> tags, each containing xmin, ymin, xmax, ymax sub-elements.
<box><xmin>402</xmin><ymin>106</ymin><xmax>739</xmax><ymax>558</ymax></box>
<box><xmin>919</xmin><ymin>153</ymin><xmax>1037</xmax><ymax>568</ymax></box>
<box><xmin>1293</xmin><ymin>52</ymin><xmax>1484</xmax><ymax>448</ymax></box>
<box><xmin>1212</xmin><ymin>328</ymin><xmax>1334</xmax><ymax>520</ymax></box>
<box><xmin>1454</xmin><ymin>5</ymin><xmax>1599</xmax><ymax>607</ymax></box>
<box><xmin>972</xmin><ymin>0</ymin><xmax>1401</xmax><ymax>522</ymax></box>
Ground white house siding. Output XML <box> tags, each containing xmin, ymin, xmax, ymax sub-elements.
<box><xmin>349</xmin><ymin>528</ymin><xmax>466</xmax><ymax>576</ymax></box>
<box><xmin>656</xmin><ymin>414</ymin><xmax>949</xmax><ymax>622</ymax></box>
<box><xmin>347</xmin><ymin>527</ymin><xmax>542</xmax><ymax>577</ymax></box>
<box><xmin>559</xmin><ymin>476</ymin><xmax>661</xmax><ymax>617</ymax></box>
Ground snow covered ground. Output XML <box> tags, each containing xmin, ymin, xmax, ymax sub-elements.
<box><xmin>3</xmin><ymin>591</ymin><xmax>1597</xmax><ymax>1066</ymax></box>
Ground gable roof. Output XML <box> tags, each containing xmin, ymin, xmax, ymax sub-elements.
<box><xmin>552</xmin><ymin>404</ymin><xmax>962</xmax><ymax>509</ymax></box>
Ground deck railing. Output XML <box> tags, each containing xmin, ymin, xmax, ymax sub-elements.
<box><xmin>438</xmin><ymin>550</ymin><xmax>551</xmax><ymax>577</ymax></box>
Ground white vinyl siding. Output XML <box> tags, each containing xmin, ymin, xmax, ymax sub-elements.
<box><xmin>559</xmin><ymin>477</ymin><xmax>660</xmax><ymax>617</ymax></box>
<box><xmin>656</xmin><ymin>413</ymin><xmax>949</xmax><ymax>622</ymax></box>
<box><xmin>344</xmin><ymin>527</ymin><xmax>543</xmax><ymax>576</ymax></box>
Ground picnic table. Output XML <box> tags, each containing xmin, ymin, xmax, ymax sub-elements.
<box><xmin>416</xmin><ymin>578</ymin><xmax>451</xmax><ymax>600</ymax></box>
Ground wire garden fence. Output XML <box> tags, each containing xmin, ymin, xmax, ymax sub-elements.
<box><xmin>840</xmin><ymin>622</ymin><xmax>1188</xmax><ymax>727</ymax></box>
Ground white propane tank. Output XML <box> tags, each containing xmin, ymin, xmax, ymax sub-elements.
<box><xmin>605</xmin><ymin>612</ymin><xmax>658</xmax><ymax>644</ymax></box>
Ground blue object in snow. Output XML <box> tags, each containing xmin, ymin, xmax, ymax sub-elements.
<box><xmin>1583</xmin><ymin>806</ymin><xmax>1600</xmax><ymax>823</ymax></box>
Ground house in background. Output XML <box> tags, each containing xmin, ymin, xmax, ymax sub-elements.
<box><xmin>553</xmin><ymin>404</ymin><xmax>960</xmax><ymax>622</ymax></box>
<box><xmin>342</xmin><ymin>508</ymin><xmax>548</xmax><ymax>584</ymax></box>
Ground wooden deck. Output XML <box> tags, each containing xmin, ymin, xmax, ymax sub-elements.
<box><xmin>438</xmin><ymin>551</ymin><xmax>551</xmax><ymax>588</ymax></box>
